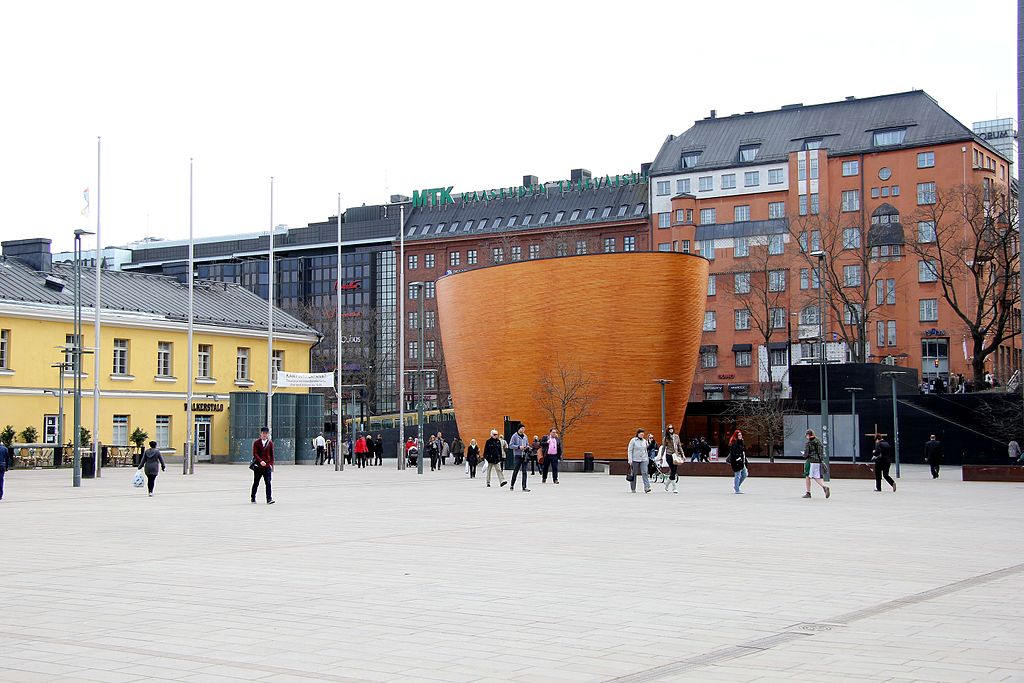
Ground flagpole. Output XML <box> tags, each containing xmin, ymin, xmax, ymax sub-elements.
<box><xmin>185</xmin><ymin>158</ymin><xmax>195</xmax><ymax>475</ymax></box>
<box><xmin>267</xmin><ymin>177</ymin><xmax>275</xmax><ymax>435</ymax></box>
<box><xmin>92</xmin><ymin>136</ymin><xmax>102</xmax><ymax>478</ymax></box>
<box><xmin>336</xmin><ymin>193</ymin><xmax>344</xmax><ymax>472</ymax></box>
<box><xmin>398</xmin><ymin>203</ymin><xmax>406</xmax><ymax>469</ymax></box>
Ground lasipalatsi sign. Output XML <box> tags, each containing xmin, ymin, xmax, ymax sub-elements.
<box><xmin>411</xmin><ymin>172</ymin><xmax>648</xmax><ymax>208</ymax></box>
<box><xmin>275</xmin><ymin>371</ymin><xmax>336</xmax><ymax>388</ymax></box>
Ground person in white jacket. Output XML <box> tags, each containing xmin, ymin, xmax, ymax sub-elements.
<box><xmin>627</xmin><ymin>428</ymin><xmax>651</xmax><ymax>493</ymax></box>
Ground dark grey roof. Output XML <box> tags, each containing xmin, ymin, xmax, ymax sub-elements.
<box><xmin>403</xmin><ymin>181</ymin><xmax>649</xmax><ymax>242</ymax></box>
<box><xmin>0</xmin><ymin>257</ymin><xmax>319</xmax><ymax>337</ymax></box>
<box><xmin>651</xmin><ymin>91</ymin><xmax>1007</xmax><ymax>176</ymax></box>
<box><xmin>694</xmin><ymin>218</ymin><xmax>788</xmax><ymax>241</ymax></box>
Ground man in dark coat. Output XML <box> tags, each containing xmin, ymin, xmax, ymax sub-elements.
<box><xmin>251</xmin><ymin>427</ymin><xmax>275</xmax><ymax>504</ymax></box>
<box><xmin>924</xmin><ymin>434</ymin><xmax>944</xmax><ymax>479</ymax></box>
<box><xmin>872</xmin><ymin>437</ymin><xmax>896</xmax><ymax>493</ymax></box>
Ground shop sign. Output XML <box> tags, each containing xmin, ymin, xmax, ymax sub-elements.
<box><xmin>184</xmin><ymin>402</ymin><xmax>224</xmax><ymax>412</ymax></box>
<box><xmin>411</xmin><ymin>172</ymin><xmax>649</xmax><ymax>208</ymax></box>
<box><xmin>980</xmin><ymin>130</ymin><xmax>1015</xmax><ymax>140</ymax></box>
<box><xmin>703</xmin><ymin>384</ymin><xmax>724</xmax><ymax>391</ymax></box>
<box><xmin>922</xmin><ymin>328</ymin><xmax>947</xmax><ymax>337</ymax></box>
<box><xmin>335</xmin><ymin>280</ymin><xmax>361</xmax><ymax>291</ymax></box>
<box><xmin>717</xmin><ymin>373</ymin><xmax>735</xmax><ymax>380</ymax></box>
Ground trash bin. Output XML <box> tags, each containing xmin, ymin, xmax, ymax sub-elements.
<box><xmin>53</xmin><ymin>446</ymin><xmax>63</xmax><ymax>468</ymax></box>
<box><xmin>81</xmin><ymin>453</ymin><xmax>96</xmax><ymax>479</ymax></box>
<box><xmin>583</xmin><ymin>452</ymin><xmax>594</xmax><ymax>472</ymax></box>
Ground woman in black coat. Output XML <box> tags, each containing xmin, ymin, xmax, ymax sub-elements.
<box><xmin>137</xmin><ymin>440</ymin><xmax>166</xmax><ymax>497</ymax></box>
<box><xmin>466</xmin><ymin>439</ymin><xmax>480</xmax><ymax>478</ymax></box>
<box><xmin>727</xmin><ymin>430</ymin><xmax>747</xmax><ymax>494</ymax></box>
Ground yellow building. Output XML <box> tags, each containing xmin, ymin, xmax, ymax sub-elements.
<box><xmin>0</xmin><ymin>239</ymin><xmax>321</xmax><ymax>462</ymax></box>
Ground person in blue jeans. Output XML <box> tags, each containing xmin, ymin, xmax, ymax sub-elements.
<box><xmin>727</xmin><ymin>430</ymin><xmax>748</xmax><ymax>494</ymax></box>
<box><xmin>540</xmin><ymin>428</ymin><xmax>562</xmax><ymax>484</ymax></box>
<box><xmin>0</xmin><ymin>441</ymin><xmax>10</xmax><ymax>500</ymax></box>
<box><xmin>508</xmin><ymin>426</ymin><xmax>531</xmax><ymax>492</ymax></box>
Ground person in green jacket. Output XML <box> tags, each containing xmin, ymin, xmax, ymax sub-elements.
<box><xmin>802</xmin><ymin>429</ymin><xmax>830</xmax><ymax>500</ymax></box>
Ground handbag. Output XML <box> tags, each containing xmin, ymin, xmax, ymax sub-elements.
<box><xmin>625</xmin><ymin>467</ymin><xmax>635</xmax><ymax>482</ymax></box>
<box><xmin>249</xmin><ymin>457</ymin><xmax>259</xmax><ymax>471</ymax></box>
<box><xmin>132</xmin><ymin>470</ymin><xmax>145</xmax><ymax>488</ymax></box>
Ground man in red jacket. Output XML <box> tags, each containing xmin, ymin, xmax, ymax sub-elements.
<box><xmin>251</xmin><ymin>427</ymin><xmax>275</xmax><ymax>504</ymax></box>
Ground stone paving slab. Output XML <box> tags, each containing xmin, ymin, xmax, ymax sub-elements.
<box><xmin>1</xmin><ymin>463</ymin><xmax>1021</xmax><ymax>682</ymax></box>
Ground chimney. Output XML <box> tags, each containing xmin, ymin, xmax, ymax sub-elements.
<box><xmin>570</xmin><ymin>168</ymin><xmax>592</xmax><ymax>184</ymax></box>
<box><xmin>710</xmin><ymin>109</ymin><xmax>716</xmax><ymax>119</ymax></box>
<box><xmin>2</xmin><ymin>238</ymin><xmax>52</xmax><ymax>272</ymax></box>
<box><xmin>522</xmin><ymin>174</ymin><xmax>538</xmax><ymax>187</ymax></box>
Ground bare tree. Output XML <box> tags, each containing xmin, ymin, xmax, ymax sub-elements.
<box><xmin>729</xmin><ymin>234</ymin><xmax>789</xmax><ymax>395</ymax></box>
<box><xmin>722</xmin><ymin>389</ymin><xmax>796</xmax><ymax>462</ymax></box>
<box><xmin>908</xmin><ymin>183</ymin><xmax>1020</xmax><ymax>384</ymax></box>
<box><xmin>787</xmin><ymin>199</ymin><xmax>906</xmax><ymax>363</ymax></box>
<box><xmin>537</xmin><ymin>228</ymin><xmax>601</xmax><ymax>258</ymax></box>
<box><xmin>535</xmin><ymin>359</ymin><xmax>602</xmax><ymax>448</ymax></box>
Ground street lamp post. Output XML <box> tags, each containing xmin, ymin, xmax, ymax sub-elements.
<box><xmin>881</xmin><ymin>370</ymin><xmax>907</xmax><ymax>478</ymax></box>
<box><xmin>410</xmin><ymin>282</ymin><xmax>426</xmax><ymax>475</ymax></box>
<box><xmin>72</xmin><ymin>228</ymin><xmax>95</xmax><ymax>487</ymax></box>
<box><xmin>844</xmin><ymin>387</ymin><xmax>863</xmax><ymax>463</ymax></box>
<box><xmin>51</xmin><ymin>361</ymin><xmax>72</xmax><ymax>453</ymax></box>
<box><xmin>652</xmin><ymin>379</ymin><xmax>672</xmax><ymax>441</ymax></box>
<box><xmin>809</xmin><ymin>250</ymin><xmax>829</xmax><ymax>470</ymax></box>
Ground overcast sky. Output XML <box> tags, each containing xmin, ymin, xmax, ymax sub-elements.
<box><xmin>0</xmin><ymin>0</ymin><xmax>1016</xmax><ymax>252</ymax></box>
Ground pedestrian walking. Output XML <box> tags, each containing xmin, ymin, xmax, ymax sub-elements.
<box><xmin>251</xmin><ymin>426</ymin><xmax>275</xmax><ymax>504</ymax></box>
<box><xmin>530</xmin><ymin>436</ymin><xmax>540</xmax><ymax>474</ymax></box>
<box><xmin>344</xmin><ymin>438</ymin><xmax>352</xmax><ymax>465</ymax></box>
<box><xmin>540</xmin><ymin>428</ymin><xmax>562</xmax><ymax>484</ymax></box>
<box><xmin>924</xmin><ymin>434</ymin><xmax>944</xmax><ymax>479</ymax></box>
<box><xmin>483</xmin><ymin>430</ymin><xmax>507</xmax><ymax>487</ymax></box>
<box><xmin>802</xmin><ymin>429</ymin><xmax>830</xmax><ymax>499</ymax></box>
<box><xmin>427</xmin><ymin>434</ymin><xmax>439</xmax><ymax>471</ymax></box>
<box><xmin>0</xmin><ymin>439</ymin><xmax>11</xmax><ymax>501</ymax></box>
<box><xmin>698</xmin><ymin>437</ymin><xmax>711</xmax><ymax>463</ymax></box>
<box><xmin>466</xmin><ymin>438</ymin><xmax>480</xmax><ymax>478</ymax></box>
<box><xmin>727</xmin><ymin>430</ymin><xmax>748</xmax><ymax>494</ymax></box>
<box><xmin>509</xmin><ymin>426</ymin><xmax>531</xmax><ymax>492</ymax></box>
<box><xmin>440</xmin><ymin>434</ymin><xmax>450</xmax><ymax>466</ymax></box>
<box><xmin>661</xmin><ymin>425</ymin><xmax>683</xmax><ymax>493</ymax></box>
<box><xmin>1009</xmin><ymin>439</ymin><xmax>1022</xmax><ymax>465</ymax></box>
<box><xmin>373</xmin><ymin>434</ymin><xmax>384</xmax><ymax>466</ymax></box>
<box><xmin>646</xmin><ymin>433</ymin><xmax>659</xmax><ymax>479</ymax></box>
<box><xmin>355</xmin><ymin>434</ymin><xmax>369</xmax><ymax>468</ymax></box>
<box><xmin>325</xmin><ymin>438</ymin><xmax>335</xmax><ymax>465</ymax></box>
<box><xmin>452</xmin><ymin>436</ymin><xmax>465</xmax><ymax>465</ymax></box>
<box><xmin>626</xmin><ymin>428</ymin><xmax>651</xmax><ymax>493</ymax></box>
<box><xmin>136</xmin><ymin>440</ymin><xmax>166</xmax><ymax>496</ymax></box>
<box><xmin>872</xmin><ymin>437</ymin><xmax>897</xmax><ymax>492</ymax></box>
<box><xmin>313</xmin><ymin>432</ymin><xmax>327</xmax><ymax>465</ymax></box>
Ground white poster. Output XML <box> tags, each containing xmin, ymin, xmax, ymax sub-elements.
<box><xmin>275</xmin><ymin>371</ymin><xmax>335</xmax><ymax>388</ymax></box>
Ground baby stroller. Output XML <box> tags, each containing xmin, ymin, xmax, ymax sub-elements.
<box><xmin>406</xmin><ymin>446</ymin><xmax>418</xmax><ymax>467</ymax></box>
<box><xmin>649</xmin><ymin>453</ymin><xmax>670</xmax><ymax>485</ymax></box>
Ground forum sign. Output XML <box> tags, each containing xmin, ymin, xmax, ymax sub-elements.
<box><xmin>411</xmin><ymin>172</ymin><xmax>648</xmax><ymax>208</ymax></box>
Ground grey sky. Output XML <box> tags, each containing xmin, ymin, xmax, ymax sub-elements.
<box><xmin>0</xmin><ymin>0</ymin><xmax>1015</xmax><ymax>252</ymax></box>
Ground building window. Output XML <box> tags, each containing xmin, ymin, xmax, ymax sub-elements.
<box><xmin>841</xmin><ymin>190</ymin><xmax>860</xmax><ymax>212</ymax></box>
<box><xmin>734</xmin><ymin>272</ymin><xmax>751</xmax><ymax>294</ymax></box>
<box><xmin>617</xmin><ymin>205</ymin><xmax>628</xmax><ymax>217</ymax></box>
<box><xmin>735</xmin><ymin>350</ymin><xmax>752</xmax><ymax>367</ymax></box>
<box><xmin>810</xmin><ymin>193</ymin><xmax>819</xmax><ymax>215</ymax></box>
<box><xmin>522</xmin><ymin>215</ymin><xmax>533</xmax><ymax>226</ymax></box>
<box><xmin>529</xmin><ymin>244</ymin><xmax>540</xmax><ymax>259</ymax></box>
<box><xmin>271</xmin><ymin>350</ymin><xmax>283</xmax><ymax>383</ymax></box>
<box><xmin>408</xmin><ymin>255</ymin><xmax>418</xmax><ymax>270</ymax></box>
<box><xmin>574</xmin><ymin>240</ymin><xmax>586</xmax><ymax>255</ymax></box>
<box><xmin>681</xmin><ymin>152</ymin><xmax>701</xmax><ymax>168</ymax></box>
<box><xmin>721</xmin><ymin>174</ymin><xmax>736</xmax><ymax>190</ymax></box>
<box><xmin>656</xmin><ymin>180</ymin><xmax>671</xmax><ymax>195</ymax></box>
<box><xmin>919</xmin><ymin>259</ymin><xmax>938</xmax><ymax>282</ymax></box>
<box><xmin>800</xmin><ymin>305</ymin><xmax>820</xmax><ymax>325</ymax></box>
<box><xmin>842</xmin><ymin>228</ymin><xmax>861</xmax><ymax>249</ymax></box>
<box><xmin>633</xmin><ymin>203</ymin><xmax>646</xmax><ymax>216</ymax></box>
<box><xmin>738</xmin><ymin>144</ymin><xmax>760</xmax><ymax>162</ymax></box>
<box><xmin>554</xmin><ymin>211</ymin><xmax>564</xmax><ymax>223</ymax></box>
<box><xmin>585</xmin><ymin>208</ymin><xmax>596</xmax><ymax>220</ymax></box>
<box><xmin>703</xmin><ymin>311</ymin><xmax>716</xmax><ymax>332</ymax></box>
<box><xmin>492</xmin><ymin>247</ymin><xmax>504</xmax><ymax>263</ymax></box>
<box><xmin>743</xmin><ymin>171</ymin><xmax>759</xmax><ymax>187</ymax></box>
<box><xmin>842</xmin><ymin>160</ymin><xmax>859</xmax><ymax>176</ymax></box>
<box><xmin>510</xmin><ymin>246</ymin><xmax>522</xmax><ymax>261</ymax></box>
<box><xmin>568</xmin><ymin>210</ymin><xmax>580</xmax><ymax>221</ymax></box>
<box><xmin>917</xmin><ymin>151</ymin><xmax>935</xmax><ymax>168</ymax></box>
<box><xmin>0</xmin><ymin>329</ymin><xmax>8</xmax><ymax>370</ymax></box>
<box><xmin>425</xmin><ymin>281</ymin><xmax>435</xmax><ymax>299</ymax></box>
<box><xmin>675</xmin><ymin>209</ymin><xmax>686</xmax><ymax>224</ymax></box>
<box><xmin>734</xmin><ymin>237</ymin><xmax>749</xmax><ymax>258</ymax></box>
<box><xmin>236</xmin><ymin>347</ymin><xmax>250</xmax><ymax>381</ymax></box>
<box><xmin>408</xmin><ymin>283</ymin><xmax>419</xmax><ymax>299</ymax></box>
<box><xmin>156</xmin><ymin>342</ymin><xmax>173</xmax><ymax>377</ymax></box>
<box><xmin>450</xmin><ymin>221</ymin><xmax>460</xmax><ymax>232</ymax></box>
<box><xmin>843</xmin><ymin>265</ymin><xmax>862</xmax><ymax>287</ymax></box>
<box><xmin>112</xmin><ymin>415</ymin><xmax>129</xmax><ymax>446</ymax></box>
<box><xmin>699</xmin><ymin>176</ymin><xmax>713</xmax><ymax>192</ymax></box>
<box><xmin>768</xmin><ymin>201</ymin><xmax>786</xmax><ymax>219</ymax></box>
<box><xmin>658</xmin><ymin>242</ymin><xmax>671</xmax><ymax>252</ymax></box>
<box><xmin>681</xmin><ymin>240</ymin><xmax>691</xmax><ymax>253</ymax></box>
<box><xmin>768</xmin><ymin>270</ymin><xmax>786</xmax><ymax>292</ymax></box>
<box><xmin>408</xmin><ymin>341</ymin><xmax>421</xmax><ymax>360</ymax></box>
<box><xmin>887</xmin><ymin>320</ymin><xmax>897</xmax><ymax>346</ymax></box>
<box><xmin>155</xmin><ymin>416</ymin><xmax>171</xmax><ymax>450</ymax></box>
<box><xmin>735</xmin><ymin>309</ymin><xmax>751</xmax><ymax>330</ymax></box>
<box><xmin>768</xmin><ymin>168</ymin><xmax>784</xmax><ymax>184</ymax></box>
<box><xmin>810</xmin><ymin>156</ymin><xmax>819</xmax><ymax>180</ymax></box>
<box><xmin>677</xmin><ymin>178</ymin><xmax>690</xmax><ymax>194</ymax></box>
<box><xmin>112</xmin><ymin>338</ymin><xmax>129</xmax><ymax>375</ymax></box>
<box><xmin>917</xmin><ymin>182</ymin><xmax>937</xmax><ymax>205</ymax></box>
<box><xmin>408</xmin><ymin>312</ymin><xmax>419</xmax><ymax>330</ymax></box>
<box><xmin>467</xmin><ymin>250</ymin><xmax>477</xmax><ymax>265</ymax></box>
<box><xmin>423</xmin><ymin>254</ymin><xmax>434</xmax><ymax>269</ymax></box>
<box><xmin>873</xmin><ymin>128</ymin><xmax>906</xmax><ymax>146</ymax></box>
<box><xmin>803</xmin><ymin>138</ymin><xmax>823</xmax><ymax>150</ymax></box>
<box><xmin>707</xmin><ymin>274</ymin><xmax>717</xmax><ymax>296</ymax></box>
<box><xmin>425</xmin><ymin>340</ymin><xmax>435</xmax><ymax>359</ymax></box>
<box><xmin>700</xmin><ymin>208</ymin><xmax>716</xmax><ymax>225</ymax></box>
<box><xmin>811</xmin><ymin>230</ymin><xmax>821</xmax><ymax>252</ymax></box>
<box><xmin>623</xmin><ymin>236</ymin><xmax>636</xmax><ymax>252</ymax></box>
<box><xmin>197</xmin><ymin>344</ymin><xmax>212</xmax><ymax>379</ymax></box>
<box><xmin>700</xmin><ymin>348</ymin><xmax>718</xmax><ymax>368</ymax></box>
<box><xmin>844</xmin><ymin>303</ymin><xmax>863</xmax><ymax>325</ymax></box>
<box><xmin>770</xmin><ymin>307</ymin><xmax>786</xmax><ymax>329</ymax></box>
<box><xmin>798</xmin><ymin>157</ymin><xmax>806</xmax><ymax>181</ymax></box>
<box><xmin>658</xmin><ymin>212</ymin><xmax>671</xmax><ymax>228</ymax></box>
<box><xmin>799</xmin><ymin>194</ymin><xmax>807</xmax><ymax>216</ymax></box>
<box><xmin>768</xmin><ymin>234</ymin><xmax>784</xmax><ymax>255</ymax></box>
<box><xmin>539</xmin><ymin>212</ymin><xmax>549</xmax><ymax>224</ymax></box>
<box><xmin>734</xmin><ymin>205</ymin><xmax>750</xmax><ymax>222</ymax></box>
<box><xmin>449</xmin><ymin>251</ymin><xmax>461</xmax><ymax>267</ymax></box>
<box><xmin>701</xmin><ymin>240</ymin><xmax>715</xmax><ymax>260</ymax></box>
<box><xmin>556</xmin><ymin>243</ymin><xmax>569</xmax><ymax>257</ymax></box>
<box><xmin>875</xmin><ymin>278</ymin><xmax>896</xmax><ymax>305</ymax></box>
<box><xmin>425</xmin><ymin>310</ymin><xmax>435</xmax><ymax>329</ymax></box>
<box><xmin>918</xmin><ymin>298</ymin><xmax>939</xmax><ymax>322</ymax></box>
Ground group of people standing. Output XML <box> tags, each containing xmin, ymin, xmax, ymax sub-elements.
<box><xmin>477</xmin><ymin>426</ymin><xmax>563</xmax><ymax>490</ymax></box>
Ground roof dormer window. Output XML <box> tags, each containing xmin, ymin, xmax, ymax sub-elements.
<box><xmin>738</xmin><ymin>144</ymin><xmax>761</xmax><ymax>162</ymax></box>
<box><xmin>681</xmin><ymin>151</ymin><xmax>702</xmax><ymax>168</ymax></box>
<box><xmin>872</xmin><ymin>128</ymin><xmax>907</xmax><ymax>147</ymax></box>
<box><xmin>802</xmin><ymin>137</ymin><xmax>824</xmax><ymax>150</ymax></box>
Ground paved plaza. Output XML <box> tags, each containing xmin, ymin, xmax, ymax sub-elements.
<box><xmin>1</xmin><ymin>462</ymin><xmax>1021</xmax><ymax>683</ymax></box>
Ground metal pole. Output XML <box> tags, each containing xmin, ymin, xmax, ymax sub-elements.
<box><xmin>1017</xmin><ymin>0</ymin><xmax>1023</xmax><ymax>439</ymax></box>
<box><xmin>845</xmin><ymin>387</ymin><xmax>862</xmax><ymax>463</ymax></box>
<box><xmin>891</xmin><ymin>374</ymin><xmax>901</xmax><ymax>478</ymax></box>
<box><xmin>815</xmin><ymin>253</ymin><xmax>830</xmax><ymax>468</ymax></box>
<box><xmin>73</xmin><ymin>234</ymin><xmax>82</xmax><ymax>487</ymax></box>
<box><xmin>336</xmin><ymin>193</ymin><xmax>344</xmax><ymax>472</ymax></box>
<box><xmin>417</xmin><ymin>283</ymin><xmax>425</xmax><ymax>475</ymax></box>
<box><xmin>267</xmin><ymin>177</ymin><xmax>275</xmax><ymax>436</ymax></box>
<box><xmin>398</xmin><ymin>204</ymin><xmax>406</xmax><ymax>470</ymax></box>
<box><xmin>652</xmin><ymin>379</ymin><xmax>671</xmax><ymax>441</ymax></box>
<box><xmin>57</xmin><ymin>367</ymin><xmax>65</xmax><ymax>449</ymax></box>
<box><xmin>185</xmin><ymin>158</ymin><xmax>195</xmax><ymax>475</ymax></box>
<box><xmin>93</xmin><ymin>136</ymin><xmax>102</xmax><ymax>478</ymax></box>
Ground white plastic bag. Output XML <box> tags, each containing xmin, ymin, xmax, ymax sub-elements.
<box><xmin>132</xmin><ymin>470</ymin><xmax>145</xmax><ymax>488</ymax></box>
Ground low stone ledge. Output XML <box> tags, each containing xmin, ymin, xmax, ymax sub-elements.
<box><xmin>962</xmin><ymin>465</ymin><xmax>1024</xmax><ymax>482</ymax></box>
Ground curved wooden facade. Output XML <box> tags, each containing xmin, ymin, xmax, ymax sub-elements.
<box><xmin>436</xmin><ymin>253</ymin><xmax>709</xmax><ymax>459</ymax></box>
